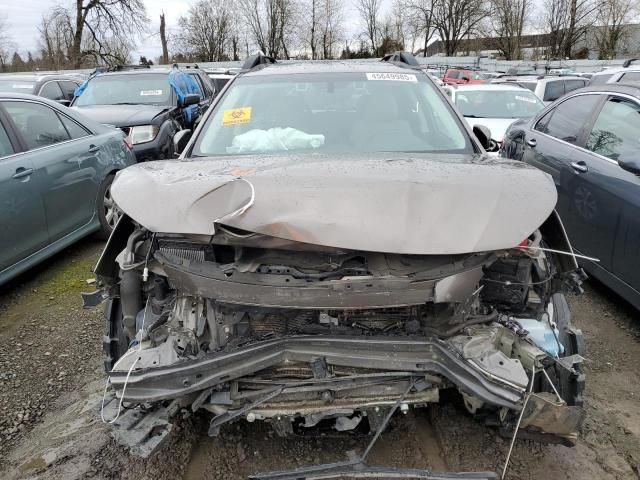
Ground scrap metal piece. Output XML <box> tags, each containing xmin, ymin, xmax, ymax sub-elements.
<box><xmin>249</xmin><ymin>461</ymin><xmax>497</xmax><ymax>479</ymax></box>
<box><xmin>81</xmin><ymin>289</ymin><xmax>108</xmax><ymax>308</ymax></box>
<box><xmin>208</xmin><ymin>387</ymin><xmax>284</xmax><ymax>436</ymax></box>
<box><xmin>110</xmin><ymin>401</ymin><xmax>177</xmax><ymax>458</ymax></box>
<box><xmin>520</xmin><ymin>392</ymin><xmax>584</xmax><ymax>439</ymax></box>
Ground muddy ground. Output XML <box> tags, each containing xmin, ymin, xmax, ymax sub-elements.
<box><xmin>0</xmin><ymin>237</ymin><xmax>638</xmax><ymax>480</ymax></box>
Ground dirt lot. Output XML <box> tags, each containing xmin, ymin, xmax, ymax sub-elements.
<box><xmin>0</xmin><ymin>238</ymin><xmax>639</xmax><ymax>480</ymax></box>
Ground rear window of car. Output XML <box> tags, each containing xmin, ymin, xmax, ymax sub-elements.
<box><xmin>589</xmin><ymin>73</ymin><xmax>613</xmax><ymax>85</ymax></box>
<box><xmin>0</xmin><ymin>80</ymin><xmax>35</xmax><ymax>93</ymax></box>
<box><xmin>192</xmin><ymin>72</ymin><xmax>473</xmax><ymax>156</ymax></box>
<box><xmin>564</xmin><ymin>79</ymin><xmax>587</xmax><ymax>93</ymax></box>
<box><xmin>618</xmin><ymin>72</ymin><xmax>640</xmax><ymax>83</ymax></box>
<box><xmin>446</xmin><ymin>70</ymin><xmax>461</xmax><ymax>79</ymax></box>
<box><xmin>543</xmin><ymin>81</ymin><xmax>565</xmax><ymax>102</ymax></box>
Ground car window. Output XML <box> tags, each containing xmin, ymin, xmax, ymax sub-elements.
<box><xmin>585</xmin><ymin>97</ymin><xmax>640</xmax><ymax>162</ymax></box>
<box><xmin>2</xmin><ymin>101</ymin><xmax>71</xmax><ymax>150</ymax></box>
<box><xmin>0</xmin><ymin>121</ymin><xmax>14</xmax><ymax>158</ymax></box>
<box><xmin>447</xmin><ymin>70</ymin><xmax>460</xmax><ymax>79</ymax></box>
<box><xmin>0</xmin><ymin>80</ymin><xmax>36</xmax><ymax>93</ymax></box>
<box><xmin>543</xmin><ymin>81</ymin><xmax>564</xmax><ymax>102</ymax></box>
<box><xmin>74</xmin><ymin>73</ymin><xmax>172</xmax><ymax>106</ymax></box>
<box><xmin>535</xmin><ymin>94</ymin><xmax>601</xmax><ymax>144</ymax></box>
<box><xmin>589</xmin><ymin>73</ymin><xmax>613</xmax><ymax>85</ymax></box>
<box><xmin>455</xmin><ymin>89</ymin><xmax>544</xmax><ymax>118</ymax></box>
<box><xmin>564</xmin><ymin>79</ymin><xmax>587</xmax><ymax>93</ymax></box>
<box><xmin>193</xmin><ymin>72</ymin><xmax>472</xmax><ymax>156</ymax></box>
<box><xmin>39</xmin><ymin>81</ymin><xmax>65</xmax><ymax>101</ymax></box>
<box><xmin>59</xmin><ymin>81</ymin><xmax>79</xmax><ymax>100</ymax></box>
<box><xmin>196</xmin><ymin>74</ymin><xmax>214</xmax><ymax>98</ymax></box>
<box><xmin>618</xmin><ymin>72</ymin><xmax>640</xmax><ymax>83</ymax></box>
<box><xmin>59</xmin><ymin>114</ymin><xmax>90</xmax><ymax>139</ymax></box>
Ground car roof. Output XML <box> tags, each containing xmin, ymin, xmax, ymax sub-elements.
<box><xmin>241</xmin><ymin>61</ymin><xmax>424</xmax><ymax>77</ymax></box>
<box><xmin>98</xmin><ymin>68</ymin><xmax>204</xmax><ymax>77</ymax></box>
<box><xmin>0</xmin><ymin>74</ymin><xmax>78</xmax><ymax>82</ymax></box>
<box><xmin>568</xmin><ymin>83</ymin><xmax>640</xmax><ymax>98</ymax></box>
<box><xmin>453</xmin><ymin>84</ymin><xmax>532</xmax><ymax>92</ymax></box>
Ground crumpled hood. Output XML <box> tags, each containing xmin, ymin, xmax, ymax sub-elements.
<box><xmin>111</xmin><ymin>153</ymin><xmax>558</xmax><ymax>255</ymax></box>
<box><xmin>71</xmin><ymin>104</ymin><xmax>169</xmax><ymax>127</ymax></box>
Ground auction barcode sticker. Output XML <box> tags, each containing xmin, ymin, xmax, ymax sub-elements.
<box><xmin>140</xmin><ymin>90</ymin><xmax>163</xmax><ymax>96</ymax></box>
<box><xmin>366</xmin><ymin>73</ymin><xmax>417</xmax><ymax>82</ymax></box>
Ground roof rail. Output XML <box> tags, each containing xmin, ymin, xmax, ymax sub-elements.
<box><xmin>622</xmin><ymin>58</ymin><xmax>639</xmax><ymax>68</ymax></box>
<box><xmin>241</xmin><ymin>53</ymin><xmax>277</xmax><ymax>71</ymax></box>
<box><xmin>110</xmin><ymin>64</ymin><xmax>151</xmax><ymax>72</ymax></box>
<box><xmin>380</xmin><ymin>51</ymin><xmax>420</xmax><ymax>67</ymax></box>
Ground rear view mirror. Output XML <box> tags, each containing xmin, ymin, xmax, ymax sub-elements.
<box><xmin>182</xmin><ymin>94</ymin><xmax>201</xmax><ymax>107</ymax></box>
<box><xmin>173</xmin><ymin>129</ymin><xmax>192</xmax><ymax>156</ymax></box>
<box><xmin>473</xmin><ymin>124</ymin><xmax>492</xmax><ymax>150</ymax></box>
<box><xmin>619</xmin><ymin>157</ymin><xmax>640</xmax><ymax>175</ymax></box>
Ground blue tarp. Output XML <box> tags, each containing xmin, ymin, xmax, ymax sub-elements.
<box><xmin>168</xmin><ymin>65</ymin><xmax>203</xmax><ymax>124</ymax></box>
<box><xmin>73</xmin><ymin>68</ymin><xmax>106</xmax><ymax>98</ymax></box>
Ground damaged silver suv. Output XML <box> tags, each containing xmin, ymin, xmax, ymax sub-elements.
<box><xmin>93</xmin><ymin>53</ymin><xmax>586</xmax><ymax>473</ymax></box>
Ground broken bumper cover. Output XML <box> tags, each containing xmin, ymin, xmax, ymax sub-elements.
<box><xmin>109</xmin><ymin>335</ymin><xmax>525</xmax><ymax>408</ymax></box>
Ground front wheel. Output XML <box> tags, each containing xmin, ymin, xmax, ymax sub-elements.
<box><xmin>96</xmin><ymin>174</ymin><xmax>120</xmax><ymax>239</ymax></box>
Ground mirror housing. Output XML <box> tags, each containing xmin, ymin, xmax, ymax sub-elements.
<box><xmin>173</xmin><ymin>129</ymin><xmax>192</xmax><ymax>156</ymax></box>
<box><xmin>182</xmin><ymin>93</ymin><xmax>201</xmax><ymax>107</ymax></box>
<box><xmin>619</xmin><ymin>157</ymin><xmax>640</xmax><ymax>175</ymax></box>
<box><xmin>462</xmin><ymin>76</ymin><xmax>470</xmax><ymax>82</ymax></box>
<box><xmin>473</xmin><ymin>124</ymin><xmax>492</xmax><ymax>150</ymax></box>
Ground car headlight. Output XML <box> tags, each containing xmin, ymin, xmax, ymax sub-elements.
<box><xmin>129</xmin><ymin>125</ymin><xmax>159</xmax><ymax>145</ymax></box>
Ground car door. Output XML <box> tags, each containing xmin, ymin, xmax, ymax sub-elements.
<box><xmin>0</xmin><ymin>107</ymin><xmax>48</xmax><ymax>273</ymax></box>
<box><xmin>581</xmin><ymin>95</ymin><xmax>640</xmax><ymax>290</ymax></box>
<box><xmin>521</xmin><ymin>94</ymin><xmax>612</xmax><ymax>265</ymax></box>
<box><xmin>1</xmin><ymin>99</ymin><xmax>98</xmax><ymax>243</ymax></box>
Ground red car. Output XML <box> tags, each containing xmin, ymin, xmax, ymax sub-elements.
<box><xmin>442</xmin><ymin>68</ymin><xmax>489</xmax><ymax>85</ymax></box>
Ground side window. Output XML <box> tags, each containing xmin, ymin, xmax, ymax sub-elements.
<box><xmin>39</xmin><ymin>81</ymin><xmax>65</xmax><ymax>101</ymax></box>
<box><xmin>58</xmin><ymin>114</ymin><xmax>90</xmax><ymax>139</ymax></box>
<box><xmin>198</xmin><ymin>75</ymin><xmax>214</xmax><ymax>98</ymax></box>
<box><xmin>619</xmin><ymin>72</ymin><xmax>640</xmax><ymax>83</ymax></box>
<box><xmin>0</xmin><ymin>121</ymin><xmax>14</xmax><ymax>158</ymax></box>
<box><xmin>59</xmin><ymin>81</ymin><xmax>79</xmax><ymax>101</ymax></box>
<box><xmin>447</xmin><ymin>70</ymin><xmax>460</xmax><ymax>79</ymax></box>
<box><xmin>543</xmin><ymin>81</ymin><xmax>565</xmax><ymax>102</ymax></box>
<box><xmin>585</xmin><ymin>97</ymin><xmax>640</xmax><ymax>162</ymax></box>
<box><xmin>565</xmin><ymin>79</ymin><xmax>586</xmax><ymax>93</ymax></box>
<box><xmin>2</xmin><ymin>101</ymin><xmax>70</xmax><ymax>150</ymax></box>
<box><xmin>535</xmin><ymin>94</ymin><xmax>601</xmax><ymax>144</ymax></box>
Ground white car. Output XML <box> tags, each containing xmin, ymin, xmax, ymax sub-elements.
<box><xmin>590</xmin><ymin>59</ymin><xmax>640</xmax><ymax>85</ymax></box>
<box><xmin>491</xmin><ymin>75</ymin><xmax>589</xmax><ymax>104</ymax></box>
<box><xmin>445</xmin><ymin>84</ymin><xmax>545</xmax><ymax>153</ymax></box>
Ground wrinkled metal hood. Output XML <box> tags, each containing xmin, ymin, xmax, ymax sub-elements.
<box><xmin>111</xmin><ymin>153</ymin><xmax>557</xmax><ymax>255</ymax></box>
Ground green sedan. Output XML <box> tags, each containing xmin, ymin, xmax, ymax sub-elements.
<box><xmin>0</xmin><ymin>93</ymin><xmax>136</xmax><ymax>286</ymax></box>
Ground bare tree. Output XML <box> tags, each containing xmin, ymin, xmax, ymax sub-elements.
<box><xmin>593</xmin><ymin>0</ymin><xmax>638</xmax><ymax>58</ymax></box>
<box><xmin>239</xmin><ymin>0</ymin><xmax>296</xmax><ymax>58</ymax></box>
<box><xmin>176</xmin><ymin>0</ymin><xmax>233</xmax><ymax>61</ymax></box>
<box><xmin>432</xmin><ymin>0</ymin><xmax>486</xmax><ymax>56</ymax></box>
<box><xmin>355</xmin><ymin>0</ymin><xmax>382</xmax><ymax>55</ymax></box>
<box><xmin>61</xmin><ymin>0</ymin><xmax>147</xmax><ymax>67</ymax></box>
<box><xmin>39</xmin><ymin>8</ymin><xmax>75</xmax><ymax>70</ymax></box>
<box><xmin>160</xmin><ymin>13</ymin><xmax>169</xmax><ymax>64</ymax></box>
<box><xmin>542</xmin><ymin>0</ymin><xmax>596</xmax><ymax>58</ymax></box>
<box><xmin>489</xmin><ymin>0</ymin><xmax>530</xmax><ymax>60</ymax></box>
<box><xmin>0</xmin><ymin>14</ymin><xmax>14</xmax><ymax>71</ymax></box>
<box><xmin>321</xmin><ymin>0</ymin><xmax>344</xmax><ymax>59</ymax></box>
<box><xmin>404</xmin><ymin>0</ymin><xmax>436</xmax><ymax>55</ymax></box>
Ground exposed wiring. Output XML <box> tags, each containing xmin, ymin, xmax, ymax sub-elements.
<box><xmin>100</xmin><ymin>355</ymin><xmax>140</xmax><ymax>424</ymax></box>
<box><xmin>541</xmin><ymin>367</ymin><xmax>565</xmax><ymax>404</ymax></box>
<box><xmin>482</xmin><ymin>276</ymin><xmax>554</xmax><ymax>286</ymax></box>
<box><xmin>522</xmin><ymin>245</ymin><xmax>600</xmax><ymax>263</ymax></box>
<box><xmin>502</xmin><ymin>365</ymin><xmax>536</xmax><ymax>480</ymax></box>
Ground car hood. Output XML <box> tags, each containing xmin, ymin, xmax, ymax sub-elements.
<box><xmin>71</xmin><ymin>104</ymin><xmax>170</xmax><ymax>127</ymax></box>
<box><xmin>464</xmin><ymin>117</ymin><xmax>520</xmax><ymax>142</ymax></box>
<box><xmin>111</xmin><ymin>153</ymin><xmax>558</xmax><ymax>255</ymax></box>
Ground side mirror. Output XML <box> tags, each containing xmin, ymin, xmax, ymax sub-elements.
<box><xmin>173</xmin><ymin>129</ymin><xmax>192</xmax><ymax>156</ymax></box>
<box><xmin>443</xmin><ymin>87</ymin><xmax>453</xmax><ymax>98</ymax></box>
<box><xmin>473</xmin><ymin>124</ymin><xmax>492</xmax><ymax>150</ymax></box>
<box><xmin>182</xmin><ymin>94</ymin><xmax>201</xmax><ymax>107</ymax></box>
<box><xmin>619</xmin><ymin>157</ymin><xmax>640</xmax><ymax>175</ymax></box>
<box><xmin>462</xmin><ymin>76</ymin><xmax>470</xmax><ymax>82</ymax></box>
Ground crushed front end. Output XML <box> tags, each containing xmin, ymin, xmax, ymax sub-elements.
<box><xmin>96</xmin><ymin>216</ymin><xmax>585</xmax><ymax>458</ymax></box>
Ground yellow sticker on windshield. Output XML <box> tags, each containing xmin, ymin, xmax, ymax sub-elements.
<box><xmin>222</xmin><ymin>107</ymin><xmax>252</xmax><ymax>126</ymax></box>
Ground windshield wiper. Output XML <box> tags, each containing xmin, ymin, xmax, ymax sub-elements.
<box><xmin>111</xmin><ymin>102</ymin><xmax>144</xmax><ymax>105</ymax></box>
<box><xmin>463</xmin><ymin>114</ymin><xmax>482</xmax><ymax>118</ymax></box>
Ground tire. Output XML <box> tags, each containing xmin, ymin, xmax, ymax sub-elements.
<box><xmin>96</xmin><ymin>174</ymin><xmax>120</xmax><ymax>240</ymax></box>
<box><xmin>103</xmin><ymin>297</ymin><xmax>130</xmax><ymax>372</ymax></box>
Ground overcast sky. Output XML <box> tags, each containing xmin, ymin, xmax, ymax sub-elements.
<box><xmin>2</xmin><ymin>0</ymin><xmax>368</xmax><ymax>61</ymax></box>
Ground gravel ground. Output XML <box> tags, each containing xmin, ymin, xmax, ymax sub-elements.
<box><xmin>0</xmin><ymin>237</ymin><xmax>638</xmax><ymax>480</ymax></box>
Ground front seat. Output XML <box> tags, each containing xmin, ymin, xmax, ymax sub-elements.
<box><xmin>349</xmin><ymin>94</ymin><xmax>415</xmax><ymax>151</ymax></box>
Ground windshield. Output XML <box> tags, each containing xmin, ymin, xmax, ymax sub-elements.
<box><xmin>192</xmin><ymin>72</ymin><xmax>472</xmax><ymax>156</ymax></box>
<box><xmin>74</xmin><ymin>73</ymin><xmax>172</xmax><ymax>106</ymax></box>
<box><xmin>0</xmin><ymin>80</ymin><xmax>35</xmax><ymax>93</ymax></box>
<box><xmin>455</xmin><ymin>89</ymin><xmax>544</xmax><ymax>118</ymax></box>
